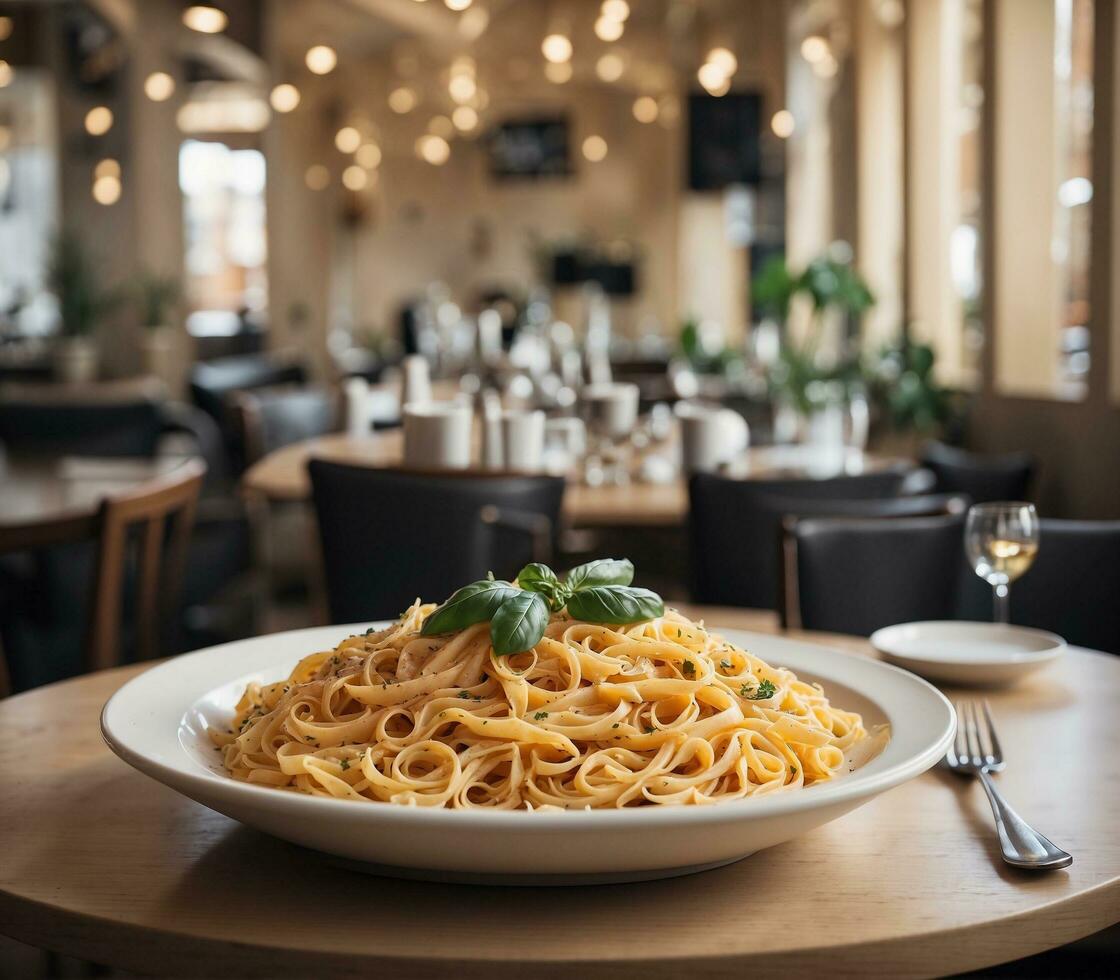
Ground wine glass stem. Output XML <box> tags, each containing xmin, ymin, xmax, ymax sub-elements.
<box><xmin>993</xmin><ymin>583</ymin><xmax>1010</xmax><ymax>624</ymax></box>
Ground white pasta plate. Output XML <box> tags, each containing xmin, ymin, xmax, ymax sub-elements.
<box><xmin>102</xmin><ymin>624</ymin><xmax>955</xmax><ymax>885</ymax></box>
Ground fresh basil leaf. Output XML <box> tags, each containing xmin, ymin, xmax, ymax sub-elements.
<box><xmin>421</xmin><ymin>579</ymin><xmax>520</xmax><ymax>636</ymax></box>
<box><xmin>489</xmin><ymin>591</ymin><xmax>550</xmax><ymax>655</ymax></box>
<box><xmin>564</xmin><ymin>558</ymin><xmax>635</xmax><ymax>591</ymax></box>
<box><xmin>517</xmin><ymin>563</ymin><xmax>558</xmax><ymax>593</ymax></box>
<box><xmin>566</xmin><ymin>585</ymin><xmax>664</xmax><ymax>625</ymax></box>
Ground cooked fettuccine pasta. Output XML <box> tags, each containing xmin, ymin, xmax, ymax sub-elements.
<box><xmin>211</xmin><ymin>605</ymin><xmax>877</xmax><ymax>809</ymax></box>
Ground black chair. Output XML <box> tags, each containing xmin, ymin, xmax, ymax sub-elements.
<box><xmin>235</xmin><ymin>387</ymin><xmax>338</xmax><ymax>466</ymax></box>
<box><xmin>784</xmin><ymin>513</ymin><xmax>967</xmax><ymax>636</ymax></box>
<box><xmin>776</xmin><ymin>492</ymin><xmax>970</xmax><ymax>626</ymax></box>
<box><xmin>688</xmin><ymin>468</ymin><xmax>914</xmax><ymax>610</ymax></box>
<box><xmin>308</xmin><ymin>462</ymin><xmax>566</xmax><ymax>623</ymax></box>
<box><xmin>921</xmin><ymin>441</ymin><xmax>1035</xmax><ymax>503</ymax></box>
<box><xmin>0</xmin><ymin>399</ymin><xmax>165</xmax><ymax>457</ymax></box>
<box><xmin>190</xmin><ymin>354</ymin><xmax>307</xmax><ymax>473</ymax></box>
<box><xmin>955</xmin><ymin>519</ymin><xmax>1120</xmax><ymax>654</ymax></box>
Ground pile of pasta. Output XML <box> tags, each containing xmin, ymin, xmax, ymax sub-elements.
<box><xmin>211</xmin><ymin>606</ymin><xmax>872</xmax><ymax>809</ymax></box>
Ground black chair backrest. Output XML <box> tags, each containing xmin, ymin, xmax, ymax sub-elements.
<box><xmin>687</xmin><ymin>468</ymin><xmax>913</xmax><ymax>609</ymax></box>
<box><xmin>189</xmin><ymin>355</ymin><xmax>306</xmax><ymax>424</ymax></box>
<box><xmin>308</xmin><ymin>461</ymin><xmax>566</xmax><ymax>624</ymax></box>
<box><xmin>237</xmin><ymin>387</ymin><xmax>338</xmax><ymax>465</ymax></box>
<box><xmin>920</xmin><ymin>441</ymin><xmax>1035</xmax><ymax>503</ymax></box>
<box><xmin>955</xmin><ymin>519</ymin><xmax>1120</xmax><ymax>654</ymax></box>
<box><xmin>787</xmin><ymin>513</ymin><xmax>967</xmax><ymax>636</ymax></box>
<box><xmin>0</xmin><ymin>400</ymin><xmax>163</xmax><ymax>457</ymax></box>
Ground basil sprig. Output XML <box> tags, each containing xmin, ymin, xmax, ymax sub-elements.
<box><xmin>420</xmin><ymin>557</ymin><xmax>663</xmax><ymax>655</ymax></box>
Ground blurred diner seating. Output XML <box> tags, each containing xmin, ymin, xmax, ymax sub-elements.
<box><xmin>687</xmin><ymin>467</ymin><xmax>917</xmax><ymax>609</ymax></box>
<box><xmin>920</xmin><ymin>441</ymin><xmax>1037</xmax><ymax>504</ymax></box>
<box><xmin>0</xmin><ymin>459</ymin><xmax>204</xmax><ymax>693</ymax></box>
<box><xmin>309</xmin><ymin>461</ymin><xmax>564</xmax><ymax>624</ymax></box>
<box><xmin>781</xmin><ymin>513</ymin><xmax>969</xmax><ymax>636</ymax></box>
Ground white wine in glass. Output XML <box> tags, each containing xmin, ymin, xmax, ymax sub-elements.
<box><xmin>964</xmin><ymin>502</ymin><xmax>1040</xmax><ymax>624</ymax></box>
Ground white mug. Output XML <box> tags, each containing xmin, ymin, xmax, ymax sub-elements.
<box><xmin>677</xmin><ymin>403</ymin><xmax>750</xmax><ymax>474</ymax></box>
<box><xmin>403</xmin><ymin>402</ymin><xmax>472</xmax><ymax>470</ymax></box>
<box><xmin>479</xmin><ymin>390</ymin><xmax>504</xmax><ymax>470</ymax></box>
<box><xmin>582</xmin><ymin>382</ymin><xmax>639</xmax><ymax>441</ymax></box>
<box><xmin>401</xmin><ymin>355</ymin><xmax>432</xmax><ymax>409</ymax></box>
<box><xmin>344</xmin><ymin>377</ymin><xmax>370</xmax><ymax>439</ymax></box>
<box><xmin>500</xmin><ymin>409</ymin><xmax>545</xmax><ymax>472</ymax></box>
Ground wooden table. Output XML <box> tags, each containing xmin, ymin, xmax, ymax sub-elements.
<box><xmin>0</xmin><ymin>456</ymin><xmax>189</xmax><ymax>554</ymax></box>
<box><xmin>241</xmin><ymin>432</ymin><xmax>902</xmax><ymax>527</ymax></box>
<box><xmin>1</xmin><ymin>607</ymin><xmax>1117</xmax><ymax>978</ymax></box>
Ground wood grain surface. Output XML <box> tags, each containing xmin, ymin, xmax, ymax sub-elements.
<box><xmin>1</xmin><ymin>607</ymin><xmax>1117</xmax><ymax>977</ymax></box>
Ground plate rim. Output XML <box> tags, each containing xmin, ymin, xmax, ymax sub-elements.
<box><xmin>870</xmin><ymin>620</ymin><xmax>1067</xmax><ymax>667</ymax></box>
<box><xmin>102</xmin><ymin>621</ymin><xmax>956</xmax><ymax>829</ymax></box>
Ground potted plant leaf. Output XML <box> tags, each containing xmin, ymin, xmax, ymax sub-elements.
<box><xmin>752</xmin><ymin>249</ymin><xmax>874</xmax><ymax>444</ymax></box>
<box><xmin>135</xmin><ymin>268</ymin><xmax>181</xmax><ymax>389</ymax></box>
<box><xmin>46</xmin><ymin>231</ymin><xmax>123</xmax><ymax>383</ymax></box>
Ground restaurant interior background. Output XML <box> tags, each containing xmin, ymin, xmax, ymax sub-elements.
<box><xmin>2</xmin><ymin>1</ymin><xmax>1120</xmax><ymax>976</ymax></box>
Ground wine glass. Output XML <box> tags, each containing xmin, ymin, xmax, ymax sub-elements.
<box><xmin>964</xmin><ymin>502</ymin><xmax>1040</xmax><ymax>624</ymax></box>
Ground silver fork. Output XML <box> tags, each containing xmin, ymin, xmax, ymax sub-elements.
<box><xmin>945</xmin><ymin>700</ymin><xmax>1073</xmax><ymax>870</ymax></box>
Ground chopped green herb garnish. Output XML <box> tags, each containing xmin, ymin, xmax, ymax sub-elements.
<box><xmin>682</xmin><ymin>660</ymin><xmax>695</xmax><ymax>677</ymax></box>
<box><xmin>720</xmin><ymin>659</ymin><xmax>733</xmax><ymax>670</ymax></box>
<box><xmin>644</xmin><ymin>725</ymin><xmax>656</xmax><ymax>734</ymax></box>
<box><xmin>340</xmin><ymin>759</ymin><xmax>350</xmax><ymax>771</ymax></box>
<box><xmin>611</xmin><ymin>723</ymin><xmax>620</xmax><ymax>729</ymax></box>
<box><xmin>457</xmin><ymin>690</ymin><xmax>472</xmax><ymax>699</ymax></box>
<box><xmin>752</xmin><ymin>679</ymin><xmax>777</xmax><ymax>700</ymax></box>
<box><xmin>533</xmin><ymin>711</ymin><xmax>549</xmax><ymax>721</ymax></box>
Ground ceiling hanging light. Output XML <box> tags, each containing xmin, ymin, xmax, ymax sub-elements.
<box><xmin>335</xmin><ymin>126</ymin><xmax>362</xmax><ymax>153</ymax></box>
<box><xmin>84</xmin><ymin>106</ymin><xmax>114</xmax><ymax>136</ymax></box>
<box><xmin>771</xmin><ymin>109</ymin><xmax>796</xmax><ymax>138</ymax></box>
<box><xmin>269</xmin><ymin>83</ymin><xmax>300</xmax><ymax>113</ymax></box>
<box><xmin>416</xmin><ymin>134</ymin><xmax>451</xmax><ymax>166</ymax></box>
<box><xmin>601</xmin><ymin>0</ymin><xmax>630</xmax><ymax>21</ymax></box>
<box><xmin>0</xmin><ymin>17</ymin><xmax>13</xmax><ymax>42</ymax></box>
<box><xmin>388</xmin><ymin>86</ymin><xmax>418</xmax><ymax>114</ymax></box>
<box><xmin>342</xmin><ymin>165</ymin><xmax>368</xmax><ymax>191</ymax></box>
<box><xmin>0</xmin><ymin>61</ymin><xmax>14</xmax><ymax>88</ymax></box>
<box><xmin>452</xmin><ymin>105</ymin><xmax>478</xmax><ymax>132</ymax></box>
<box><xmin>582</xmin><ymin>135</ymin><xmax>608</xmax><ymax>162</ymax></box>
<box><xmin>706</xmin><ymin>47</ymin><xmax>738</xmax><ymax>76</ymax></box>
<box><xmin>144</xmin><ymin>71</ymin><xmax>176</xmax><ymax>101</ymax></box>
<box><xmin>632</xmin><ymin>96</ymin><xmax>658</xmax><ymax>124</ymax></box>
<box><xmin>92</xmin><ymin>159</ymin><xmax>122</xmax><ymax>205</ymax></box>
<box><xmin>444</xmin><ymin>0</ymin><xmax>473</xmax><ymax>10</ymax></box>
<box><xmin>541</xmin><ymin>34</ymin><xmax>573</xmax><ymax>64</ymax></box>
<box><xmin>800</xmin><ymin>36</ymin><xmax>830</xmax><ymax>64</ymax></box>
<box><xmin>356</xmin><ymin>143</ymin><xmax>382</xmax><ymax>169</ymax></box>
<box><xmin>305</xmin><ymin>45</ymin><xmax>337</xmax><ymax>75</ymax></box>
<box><xmin>594</xmin><ymin>16</ymin><xmax>624</xmax><ymax>42</ymax></box>
<box><xmin>182</xmin><ymin>5</ymin><xmax>228</xmax><ymax>34</ymax></box>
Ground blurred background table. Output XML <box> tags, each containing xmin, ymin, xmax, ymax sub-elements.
<box><xmin>1</xmin><ymin>607</ymin><xmax>1116</xmax><ymax>978</ymax></box>
<box><xmin>242</xmin><ymin>432</ymin><xmax>906</xmax><ymax>528</ymax></box>
<box><xmin>0</xmin><ymin>456</ymin><xmax>190</xmax><ymax>554</ymax></box>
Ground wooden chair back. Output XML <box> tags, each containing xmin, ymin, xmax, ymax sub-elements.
<box><xmin>86</xmin><ymin>459</ymin><xmax>206</xmax><ymax>672</ymax></box>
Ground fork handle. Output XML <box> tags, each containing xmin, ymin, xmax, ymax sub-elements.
<box><xmin>977</xmin><ymin>771</ymin><xmax>1073</xmax><ymax>870</ymax></box>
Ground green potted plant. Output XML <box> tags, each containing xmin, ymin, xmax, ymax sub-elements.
<box><xmin>752</xmin><ymin>250</ymin><xmax>874</xmax><ymax>442</ymax></box>
<box><xmin>865</xmin><ymin>336</ymin><xmax>958</xmax><ymax>455</ymax></box>
<box><xmin>46</xmin><ymin>231</ymin><xmax>122</xmax><ymax>383</ymax></box>
<box><xmin>134</xmin><ymin>268</ymin><xmax>181</xmax><ymax>388</ymax></box>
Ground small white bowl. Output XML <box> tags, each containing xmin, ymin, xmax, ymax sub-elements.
<box><xmin>870</xmin><ymin>621</ymin><xmax>1066</xmax><ymax>687</ymax></box>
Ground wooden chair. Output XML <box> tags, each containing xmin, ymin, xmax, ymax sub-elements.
<box><xmin>85</xmin><ymin>459</ymin><xmax>206</xmax><ymax>672</ymax></box>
